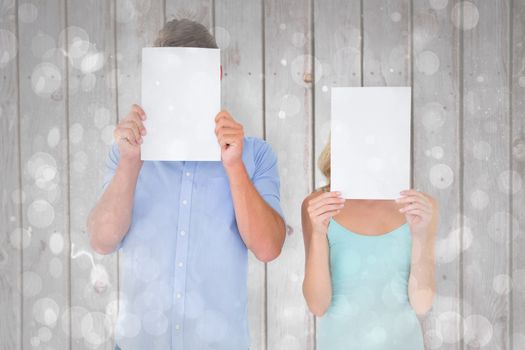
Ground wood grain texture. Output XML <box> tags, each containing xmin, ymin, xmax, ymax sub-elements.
<box><xmin>114</xmin><ymin>0</ymin><xmax>164</xmax><ymax>347</ymax></box>
<box><xmin>312</xmin><ymin>0</ymin><xmax>361</xmax><ymax>347</ymax></box>
<box><xmin>313</xmin><ymin>0</ymin><xmax>361</xmax><ymax>189</ymax></box>
<box><xmin>0</xmin><ymin>1</ymin><xmax>522</xmax><ymax>349</ymax></box>
<box><xmin>0</xmin><ymin>1</ymin><xmax>21</xmax><ymax>349</ymax></box>
<box><xmin>17</xmin><ymin>0</ymin><xmax>69</xmax><ymax>348</ymax></box>
<box><xmin>214</xmin><ymin>1</ymin><xmax>266</xmax><ymax>349</ymax></box>
<box><xmin>264</xmin><ymin>0</ymin><xmax>315</xmax><ymax>349</ymax></box>
<box><xmin>66</xmin><ymin>0</ymin><xmax>118</xmax><ymax>348</ymax></box>
<box><xmin>412</xmin><ymin>0</ymin><xmax>462</xmax><ymax>349</ymax></box>
<box><xmin>462</xmin><ymin>0</ymin><xmax>511</xmax><ymax>348</ymax></box>
<box><xmin>511</xmin><ymin>1</ymin><xmax>525</xmax><ymax>349</ymax></box>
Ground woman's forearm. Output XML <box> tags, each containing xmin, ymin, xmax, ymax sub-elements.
<box><xmin>408</xmin><ymin>233</ymin><xmax>436</xmax><ymax>314</ymax></box>
<box><xmin>87</xmin><ymin>158</ymin><xmax>142</xmax><ymax>254</ymax></box>
<box><xmin>303</xmin><ymin>233</ymin><xmax>332</xmax><ymax>316</ymax></box>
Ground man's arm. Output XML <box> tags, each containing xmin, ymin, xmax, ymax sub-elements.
<box><xmin>86</xmin><ymin>105</ymin><xmax>147</xmax><ymax>255</ymax></box>
<box><xmin>225</xmin><ymin>161</ymin><xmax>286</xmax><ymax>262</ymax></box>
<box><xmin>215</xmin><ymin>111</ymin><xmax>286</xmax><ymax>262</ymax></box>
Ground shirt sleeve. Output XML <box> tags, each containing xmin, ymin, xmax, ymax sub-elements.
<box><xmin>251</xmin><ymin>139</ymin><xmax>287</xmax><ymax>226</ymax></box>
<box><xmin>102</xmin><ymin>141</ymin><xmax>120</xmax><ymax>191</ymax></box>
<box><xmin>100</xmin><ymin>141</ymin><xmax>124</xmax><ymax>252</ymax></box>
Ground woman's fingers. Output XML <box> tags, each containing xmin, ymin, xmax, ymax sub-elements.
<box><xmin>310</xmin><ymin>204</ymin><xmax>344</xmax><ymax>219</ymax></box>
<box><xmin>308</xmin><ymin>194</ymin><xmax>345</xmax><ymax>213</ymax></box>
<box><xmin>400</xmin><ymin>203</ymin><xmax>432</xmax><ymax>215</ymax></box>
<box><xmin>319</xmin><ymin>210</ymin><xmax>341</xmax><ymax>224</ymax></box>
<box><xmin>396</xmin><ymin>194</ymin><xmax>430</xmax><ymax>210</ymax></box>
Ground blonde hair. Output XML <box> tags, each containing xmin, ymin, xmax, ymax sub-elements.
<box><xmin>317</xmin><ymin>133</ymin><xmax>331</xmax><ymax>192</ymax></box>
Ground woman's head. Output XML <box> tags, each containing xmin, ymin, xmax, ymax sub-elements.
<box><xmin>153</xmin><ymin>18</ymin><xmax>218</xmax><ymax>49</ymax></box>
<box><xmin>318</xmin><ymin>133</ymin><xmax>331</xmax><ymax>188</ymax></box>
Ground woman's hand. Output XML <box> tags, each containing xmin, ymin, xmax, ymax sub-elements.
<box><xmin>306</xmin><ymin>191</ymin><xmax>346</xmax><ymax>236</ymax></box>
<box><xmin>396</xmin><ymin>189</ymin><xmax>437</xmax><ymax>235</ymax></box>
<box><xmin>113</xmin><ymin>104</ymin><xmax>147</xmax><ymax>163</ymax></box>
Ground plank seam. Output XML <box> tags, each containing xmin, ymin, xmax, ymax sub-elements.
<box><xmin>261</xmin><ymin>1</ymin><xmax>268</xmax><ymax>349</ymax></box>
<box><xmin>113</xmin><ymin>1</ymin><xmax>120</xmax><ymax>347</ymax></box>
<box><xmin>508</xmin><ymin>0</ymin><xmax>514</xmax><ymax>348</ymax></box>
<box><xmin>63</xmin><ymin>0</ymin><xmax>72</xmax><ymax>348</ymax></box>
<box><xmin>310</xmin><ymin>0</ymin><xmax>316</xmax><ymax>348</ymax></box>
<box><xmin>359</xmin><ymin>0</ymin><xmax>363</xmax><ymax>87</ymax></box>
<box><xmin>14</xmin><ymin>0</ymin><xmax>24</xmax><ymax>347</ymax></box>
<box><xmin>459</xmin><ymin>0</ymin><xmax>465</xmax><ymax>349</ymax></box>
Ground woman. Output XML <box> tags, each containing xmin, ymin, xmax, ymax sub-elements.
<box><xmin>301</xmin><ymin>138</ymin><xmax>438</xmax><ymax>349</ymax></box>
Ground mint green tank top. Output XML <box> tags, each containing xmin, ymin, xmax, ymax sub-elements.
<box><xmin>316</xmin><ymin>217</ymin><xmax>424</xmax><ymax>350</ymax></box>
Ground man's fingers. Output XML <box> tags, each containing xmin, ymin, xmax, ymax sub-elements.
<box><xmin>126</xmin><ymin>112</ymin><xmax>147</xmax><ymax>135</ymax></box>
<box><xmin>215</xmin><ymin>119</ymin><xmax>241</xmax><ymax>134</ymax></box>
<box><xmin>215</xmin><ymin>110</ymin><xmax>232</xmax><ymax>123</ymax></box>
<box><xmin>131</xmin><ymin>104</ymin><xmax>146</xmax><ymax>120</ymax></box>
<box><xmin>218</xmin><ymin>136</ymin><xmax>239</xmax><ymax>147</ymax></box>
<box><xmin>121</xmin><ymin>121</ymin><xmax>142</xmax><ymax>143</ymax></box>
<box><xmin>117</xmin><ymin>123</ymin><xmax>141</xmax><ymax>144</ymax></box>
<box><xmin>123</xmin><ymin>113</ymin><xmax>146</xmax><ymax>136</ymax></box>
<box><xmin>115</xmin><ymin>127</ymin><xmax>138</xmax><ymax>146</ymax></box>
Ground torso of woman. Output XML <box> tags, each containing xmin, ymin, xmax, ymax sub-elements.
<box><xmin>316</xmin><ymin>189</ymin><xmax>425</xmax><ymax>350</ymax></box>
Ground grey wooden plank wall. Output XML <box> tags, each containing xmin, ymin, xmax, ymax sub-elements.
<box><xmin>0</xmin><ymin>0</ymin><xmax>523</xmax><ymax>349</ymax></box>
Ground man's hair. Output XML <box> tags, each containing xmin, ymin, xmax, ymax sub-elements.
<box><xmin>153</xmin><ymin>18</ymin><xmax>218</xmax><ymax>49</ymax></box>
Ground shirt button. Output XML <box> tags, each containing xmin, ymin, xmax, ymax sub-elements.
<box><xmin>178</xmin><ymin>261</ymin><xmax>183</xmax><ymax>267</ymax></box>
<box><xmin>182</xmin><ymin>199</ymin><xmax>187</xmax><ymax>205</ymax></box>
<box><xmin>180</xmin><ymin>230</ymin><xmax>186</xmax><ymax>236</ymax></box>
<box><xmin>176</xmin><ymin>293</ymin><xmax>182</xmax><ymax>299</ymax></box>
<box><xmin>175</xmin><ymin>324</ymin><xmax>180</xmax><ymax>330</ymax></box>
<box><xmin>185</xmin><ymin>172</ymin><xmax>190</xmax><ymax>176</ymax></box>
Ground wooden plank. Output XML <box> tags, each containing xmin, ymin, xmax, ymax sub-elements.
<box><xmin>313</xmin><ymin>0</ymin><xmax>361</xmax><ymax>187</ymax></box>
<box><xmin>214</xmin><ymin>1</ymin><xmax>266</xmax><ymax>349</ymax></box>
<box><xmin>512</xmin><ymin>1</ymin><xmax>525</xmax><ymax>349</ymax></box>
<box><xmin>115</xmin><ymin>0</ymin><xmax>164</xmax><ymax>116</ymax></box>
<box><xmin>17</xmin><ymin>0</ymin><xmax>69</xmax><ymax>348</ymax></box>
<box><xmin>66</xmin><ymin>0</ymin><xmax>118</xmax><ymax>348</ymax></box>
<box><xmin>363</xmin><ymin>0</ymin><xmax>410</xmax><ymax>87</ymax></box>
<box><xmin>264</xmin><ymin>0</ymin><xmax>314</xmax><ymax>348</ymax></box>
<box><xmin>312</xmin><ymin>0</ymin><xmax>361</xmax><ymax>345</ymax></box>
<box><xmin>114</xmin><ymin>0</ymin><xmax>164</xmax><ymax>347</ymax></box>
<box><xmin>0</xmin><ymin>2</ymin><xmax>22</xmax><ymax>349</ymax></box>
<box><xmin>462</xmin><ymin>0</ymin><xmax>511</xmax><ymax>348</ymax></box>
<box><xmin>412</xmin><ymin>1</ymin><xmax>462</xmax><ymax>349</ymax></box>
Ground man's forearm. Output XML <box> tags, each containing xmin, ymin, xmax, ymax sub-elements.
<box><xmin>225</xmin><ymin>162</ymin><xmax>285</xmax><ymax>262</ymax></box>
<box><xmin>87</xmin><ymin>159</ymin><xmax>142</xmax><ymax>254</ymax></box>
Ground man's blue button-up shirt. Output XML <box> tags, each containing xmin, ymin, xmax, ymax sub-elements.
<box><xmin>100</xmin><ymin>136</ymin><xmax>285</xmax><ymax>350</ymax></box>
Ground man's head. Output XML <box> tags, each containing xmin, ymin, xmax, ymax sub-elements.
<box><xmin>153</xmin><ymin>18</ymin><xmax>221</xmax><ymax>79</ymax></box>
<box><xmin>154</xmin><ymin>18</ymin><xmax>218</xmax><ymax>49</ymax></box>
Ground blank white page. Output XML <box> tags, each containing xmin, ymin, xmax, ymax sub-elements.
<box><xmin>141</xmin><ymin>47</ymin><xmax>221</xmax><ymax>161</ymax></box>
<box><xmin>330</xmin><ymin>86</ymin><xmax>411</xmax><ymax>199</ymax></box>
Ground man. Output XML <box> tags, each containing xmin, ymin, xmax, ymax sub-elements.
<box><xmin>86</xmin><ymin>18</ymin><xmax>286</xmax><ymax>350</ymax></box>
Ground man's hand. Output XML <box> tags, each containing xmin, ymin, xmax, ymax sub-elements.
<box><xmin>114</xmin><ymin>104</ymin><xmax>147</xmax><ymax>164</ymax></box>
<box><xmin>214</xmin><ymin>110</ymin><xmax>244</xmax><ymax>168</ymax></box>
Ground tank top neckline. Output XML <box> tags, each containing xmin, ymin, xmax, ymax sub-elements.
<box><xmin>329</xmin><ymin>217</ymin><xmax>409</xmax><ymax>238</ymax></box>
